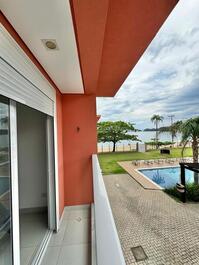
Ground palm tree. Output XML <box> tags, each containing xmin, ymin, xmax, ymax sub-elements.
<box><xmin>181</xmin><ymin>117</ymin><xmax>199</xmax><ymax>183</ymax></box>
<box><xmin>181</xmin><ymin>117</ymin><xmax>199</xmax><ymax>162</ymax></box>
<box><xmin>169</xmin><ymin>120</ymin><xmax>183</xmax><ymax>144</ymax></box>
<box><xmin>151</xmin><ymin>115</ymin><xmax>164</xmax><ymax>149</ymax></box>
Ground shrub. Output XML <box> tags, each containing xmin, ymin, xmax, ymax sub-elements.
<box><xmin>145</xmin><ymin>141</ymin><xmax>174</xmax><ymax>147</ymax></box>
<box><xmin>186</xmin><ymin>183</ymin><xmax>199</xmax><ymax>202</ymax></box>
<box><xmin>164</xmin><ymin>187</ymin><xmax>181</xmax><ymax>200</ymax></box>
<box><xmin>165</xmin><ymin>183</ymin><xmax>199</xmax><ymax>202</ymax></box>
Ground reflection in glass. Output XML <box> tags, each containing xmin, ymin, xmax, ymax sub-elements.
<box><xmin>0</xmin><ymin>96</ymin><xmax>12</xmax><ymax>264</ymax></box>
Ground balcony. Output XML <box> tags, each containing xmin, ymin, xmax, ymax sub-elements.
<box><xmin>41</xmin><ymin>205</ymin><xmax>91</xmax><ymax>265</ymax></box>
<box><xmin>41</xmin><ymin>154</ymin><xmax>125</xmax><ymax>265</ymax></box>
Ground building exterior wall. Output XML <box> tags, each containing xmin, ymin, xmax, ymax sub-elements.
<box><xmin>0</xmin><ymin>13</ymin><xmax>66</xmax><ymax>218</ymax></box>
<box><xmin>70</xmin><ymin>0</ymin><xmax>178</xmax><ymax>96</ymax></box>
<box><xmin>0</xmin><ymin>13</ymin><xmax>97</xmax><ymax>214</ymax></box>
<box><xmin>56</xmin><ymin>91</ymin><xmax>65</xmax><ymax>216</ymax></box>
<box><xmin>62</xmin><ymin>94</ymin><xmax>97</xmax><ymax>206</ymax></box>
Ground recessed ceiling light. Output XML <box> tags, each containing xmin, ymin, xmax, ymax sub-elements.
<box><xmin>46</xmin><ymin>41</ymin><xmax>56</xmax><ymax>49</ymax></box>
<box><xmin>41</xmin><ymin>39</ymin><xmax>59</xmax><ymax>50</ymax></box>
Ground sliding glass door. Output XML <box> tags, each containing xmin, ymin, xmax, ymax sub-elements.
<box><xmin>0</xmin><ymin>95</ymin><xmax>12</xmax><ymax>264</ymax></box>
<box><xmin>0</xmin><ymin>95</ymin><xmax>57</xmax><ymax>265</ymax></box>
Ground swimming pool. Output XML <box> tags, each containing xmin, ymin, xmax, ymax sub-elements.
<box><xmin>139</xmin><ymin>167</ymin><xmax>194</xmax><ymax>189</ymax></box>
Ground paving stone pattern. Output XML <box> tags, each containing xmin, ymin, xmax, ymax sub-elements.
<box><xmin>104</xmin><ymin>174</ymin><xmax>199</xmax><ymax>265</ymax></box>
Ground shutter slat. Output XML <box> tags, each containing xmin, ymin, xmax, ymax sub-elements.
<box><xmin>0</xmin><ymin>58</ymin><xmax>54</xmax><ymax>116</ymax></box>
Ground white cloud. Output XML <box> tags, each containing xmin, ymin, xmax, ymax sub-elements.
<box><xmin>97</xmin><ymin>0</ymin><xmax>199</xmax><ymax>129</ymax></box>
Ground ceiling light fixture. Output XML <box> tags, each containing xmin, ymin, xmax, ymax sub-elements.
<box><xmin>42</xmin><ymin>39</ymin><xmax>59</xmax><ymax>50</ymax></box>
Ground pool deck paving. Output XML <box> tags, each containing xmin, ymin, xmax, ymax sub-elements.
<box><xmin>104</xmin><ymin>173</ymin><xmax>199</xmax><ymax>265</ymax></box>
<box><xmin>118</xmin><ymin>161</ymin><xmax>165</xmax><ymax>190</ymax></box>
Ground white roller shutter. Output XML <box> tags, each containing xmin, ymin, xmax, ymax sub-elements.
<box><xmin>0</xmin><ymin>58</ymin><xmax>54</xmax><ymax>116</ymax></box>
<box><xmin>0</xmin><ymin>25</ymin><xmax>55</xmax><ymax>116</ymax></box>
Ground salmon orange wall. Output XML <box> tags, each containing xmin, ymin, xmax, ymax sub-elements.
<box><xmin>56</xmin><ymin>92</ymin><xmax>65</xmax><ymax>216</ymax></box>
<box><xmin>70</xmin><ymin>0</ymin><xmax>178</xmax><ymax>96</ymax></box>
<box><xmin>62</xmin><ymin>94</ymin><xmax>97</xmax><ymax>205</ymax></box>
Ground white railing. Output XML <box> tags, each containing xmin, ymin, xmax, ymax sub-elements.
<box><xmin>92</xmin><ymin>154</ymin><xmax>126</xmax><ymax>265</ymax></box>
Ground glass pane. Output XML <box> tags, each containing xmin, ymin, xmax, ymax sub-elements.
<box><xmin>0</xmin><ymin>95</ymin><xmax>12</xmax><ymax>264</ymax></box>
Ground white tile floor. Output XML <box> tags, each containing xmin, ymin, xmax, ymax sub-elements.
<box><xmin>0</xmin><ymin>233</ymin><xmax>12</xmax><ymax>265</ymax></box>
<box><xmin>20</xmin><ymin>212</ymin><xmax>48</xmax><ymax>265</ymax></box>
<box><xmin>41</xmin><ymin>205</ymin><xmax>91</xmax><ymax>265</ymax></box>
<box><xmin>0</xmin><ymin>212</ymin><xmax>48</xmax><ymax>265</ymax></box>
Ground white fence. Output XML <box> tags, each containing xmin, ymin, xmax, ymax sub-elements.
<box><xmin>97</xmin><ymin>141</ymin><xmax>190</xmax><ymax>153</ymax></box>
<box><xmin>97</xmin><ymin>143</ymin><xmax>137</xmax><ymax>153</ymax></box>
<box><xmin>92</xmin><ymin>154</ymin><xmax>126</xmax><ymax>265</ymax></box>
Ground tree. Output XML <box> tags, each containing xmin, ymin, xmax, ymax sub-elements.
<box><xmin>181</xmin><ymin>117</ymin><xmax>199</xmax><ymax>184</ymax></box>
<box><xmin>97</xmin><ymin>121</ymin><xmax>139</xmax><ymax>152</ymax></box>
<box><xmin>151</xmin><ymin>115</ymin><xmax>164</xmax><ymax>149</ymax></box>
<box><xmin>160</xmin><ymin>120</ymin><xmax>183</xmax><ymax>144</ymax></box>
<box><xmin>181</xmin><ymin>117</ymin><xmax>199</xmax><ymax>163</ymax></box>
<box><xmin>169</xmin><ymin>121</ymin><xmax>183</xmax><ymax>140</ymax></box>
<box><xmin>168</xmin><ymin>115</ymin><xmax>175</xmax><ymax>142</ymax></box>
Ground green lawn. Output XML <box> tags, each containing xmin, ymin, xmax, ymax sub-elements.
<box><xmin>98</xmin><ymin>147</ymin><xmax>192</xmax><ymax>175</ymax></box>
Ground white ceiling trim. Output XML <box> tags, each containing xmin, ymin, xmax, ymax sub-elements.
<box><xmin>0</xmin><ymin>0</ymin><xmax>84</xmax><ymax>94</ymax></box>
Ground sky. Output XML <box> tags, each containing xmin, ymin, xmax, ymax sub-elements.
<box><xmin>97</xmin><ymin>0</ymin><xmax>199</xmax><ymax>130</ymax></box>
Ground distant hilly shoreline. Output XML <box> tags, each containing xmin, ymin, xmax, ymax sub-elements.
<box><xmin>143</xmin><ymin>126</ymin><xmax>170</xmax><ymax>132</ymax></box>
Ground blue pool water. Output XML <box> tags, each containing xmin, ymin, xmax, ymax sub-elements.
<box><xmin>139</xmin><ymin>167</ymin><xmax>194</xmax><ymax>189</ymax></box>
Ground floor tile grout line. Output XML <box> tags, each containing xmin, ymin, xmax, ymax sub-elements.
<box><xmin>56</xmin><ymin>243</ymin><xmax>91</xmax><ymax>265</ymax></box>
<box><xmin>55</xmin><ymin>246</ymin><xmax>62</xmax><ymax>265</ymax></box>
<box><xmin>41</xmin><ymin>208</ymin><xmax>91</xmax><ymax>264</ymax></box>
<box><xmin>60</xmin><ymin>242</ymin><xmax>91</xmax><ymax>247</ymax></box>
<box><xmin>59</xmin><ymin>214</ymin><xmax>71</xmax><ymax>246</ymax></box>
<box><xmin>62</xmin><ymin>217</ymin><xmax>91</xmax><ymax>245</ymax></box>
<box><xmin>49</xmin><ymin>213</ymin><xmax>71</xmax><ymax>247</ymax></box>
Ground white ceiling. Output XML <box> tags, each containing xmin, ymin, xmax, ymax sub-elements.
<box><xmin>0</xmin><ymin>0</ymin><xmax>84</xmax><ymax>94</ymax></box>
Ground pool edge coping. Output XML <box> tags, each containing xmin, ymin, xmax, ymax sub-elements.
<box><xmin>135</xmin><ymin>168</ymin><xmax>164</xmax><ymax>190</ymax></box>
<box><xmin>137</xmin><ymin>165</ymin><xmax>180</xmax><ymax>190</ymax></box>
<box><xmin>118</xmin><ymin>161</ymin><xmax>163</xmax><ymax>190</ymax></box>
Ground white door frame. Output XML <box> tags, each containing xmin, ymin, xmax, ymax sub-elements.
<box><xmin>10</xmin><ymin>99</ymin><xmax>20</xmax><ymax>265</ymax></box>
<box><xmin>9</xmin><ymin>100</ymin><xmax>59</xmax><ymax>265</ymax></box>
<box><xmin>53</xmin><ymin>102</ymin><xmax>60</xmax><ymax>232</ymax></box>
<box><xmin>46</xmin><ymin>115</ymin><xmax>56</xmax><ymax>230</ymax></box>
